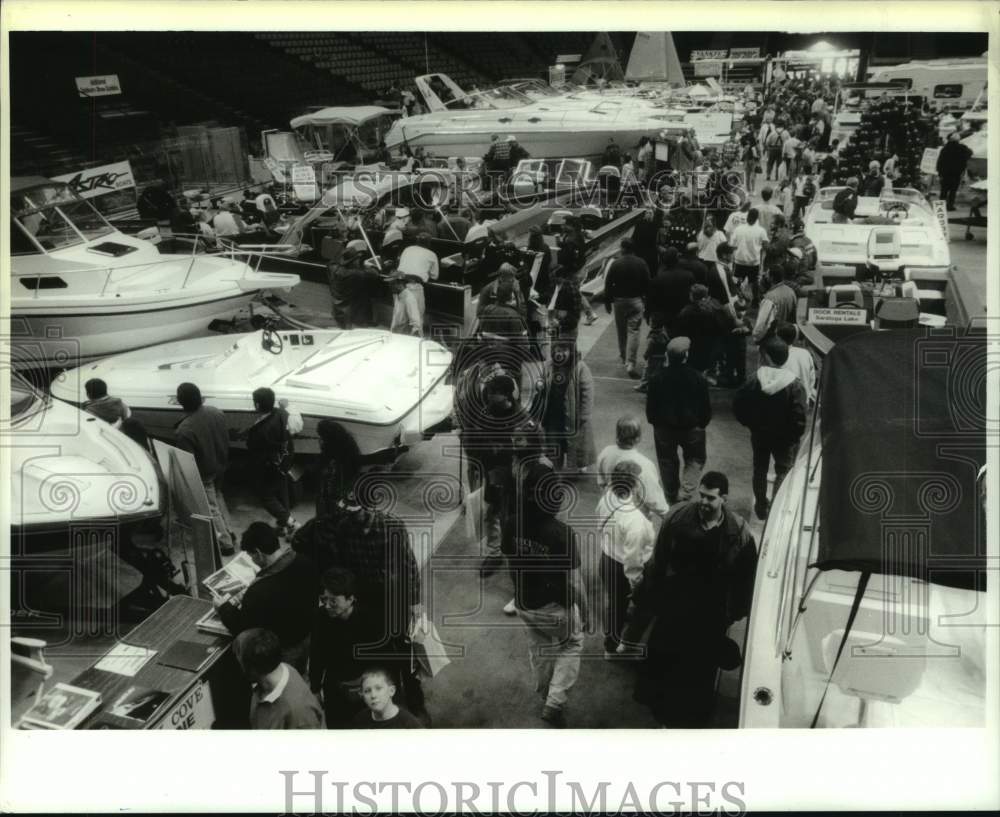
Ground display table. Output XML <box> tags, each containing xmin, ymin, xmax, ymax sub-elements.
<box><xmin>69</xmin><ymin>596</ymin><xmax>246</xmax><ymax>729</ymax></box>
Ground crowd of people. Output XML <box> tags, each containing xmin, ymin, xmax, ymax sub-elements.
<box><xmin>93</xmin><ymin>65</ymin><xmax>982</xmax><ymax>733</ymax></box>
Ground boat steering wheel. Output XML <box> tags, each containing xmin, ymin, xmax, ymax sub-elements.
<box><xmin>260</xmin><ymin>319</ymin><xmax>284</xmax><ymax>355</ymax></box>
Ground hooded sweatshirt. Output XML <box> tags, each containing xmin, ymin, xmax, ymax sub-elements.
<box><xmin>732</xmin><ymin>365</ymin><xmax>807</xmax><ymax>444</ymax></box>
<box><xmin>596</xmin><ymin>490</ymin><xmax>656</xmax><ymax>586</ymax></box>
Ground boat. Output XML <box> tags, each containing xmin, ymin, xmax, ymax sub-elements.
<box><xmin>9</xmin><ymin>177</ymin><xmax>300</xmax><ymax>367</ymax></box>
<box><xmin>9</xmin><ymin>371</ymin><xmax>162</xmax><ymax>537</ymax></box>
<box><xmin>803</xmin><ymin>186</ymin><xmax>951</xmax><ymax>295</ymax></box>
<box><xmin>49</xmin><ymin>323</ymin><xmax>455</xmax><ymax>462</ymax></box>
<box><xmin>740</xmin><ymin>328</ymin><xmax>987</xmax><ymax>727</ymax></box>
<box><xmin>384</xmin><ymin>73</ymin><xmax>677</xmax><ymax>162</ymax></box>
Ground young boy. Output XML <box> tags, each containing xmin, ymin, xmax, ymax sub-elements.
<box><xmin>352</xmin><ymin>668</ymin><xmax>424</xmax><ymax>729</ymax></box>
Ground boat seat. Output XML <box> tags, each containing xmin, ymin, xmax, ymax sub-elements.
<box><xmin>866</xmin><ymin>227</ymin><xmax>901</xmax><ymax>271</ymax></box>
<box><xmin>874</xmin><ymin>297</ymin><xmax>920</xmax><ymax>329</ymax></box>
<box><xmin>829</xmin><ymin>284</ymin><xmax>864</xmax><ymax>310</ymax></box>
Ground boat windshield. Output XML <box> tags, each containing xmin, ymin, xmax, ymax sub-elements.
<box><xmin>501</xmin><ymin>79</ymin><xmax>560</xmax><ymax>98</ymax></box>
<box><xmin>10</xmin><ymin>378</ymin><xmax>46</xmax><ymax>424</ymax></box>
<box><xmin>12</xmin><ymin>184</ymin><xmax>114</xmax><ymax>251</ymax></box>
<box><xmin>443</xmin><ymin>86</ymin><xmax>531</xmax><ymax>111</ymax></box>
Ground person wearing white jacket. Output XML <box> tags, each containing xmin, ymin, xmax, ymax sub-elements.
<box><xmin>597</xmin><ymin>461</ymin><xmax>656</xmax><ymax>655</ymax></box>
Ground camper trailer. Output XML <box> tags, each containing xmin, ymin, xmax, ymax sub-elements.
<box><xmin>867</xmin><ymin>58</ymin><xmax>987</xmax><ymax>108</ymax></box>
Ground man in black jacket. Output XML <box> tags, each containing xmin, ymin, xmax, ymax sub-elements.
<box><xmin>245</xmin><ymin>387</ymin><xmax>296</xmax><ymax>538</ymax></box>
<box><xmin>646</xmin><ymin>336</ymin><xmax>712</xmax><ymax>503</ymax></box>
<box><xmin>217</xmin><ymin>522</ymin><xmax>317</xmax><ymax>675</ymax></box>
<box><xmin>604</xmin><ymin>237</ymin><xmax>650</xmax><ymax>378</ymax></box>
<box><xmin>936</xmin><ymin>131</ymin><xmax>974</xmax><ymax>211</ymax></box>
<box><xmin>732</xmin><ymin>336</ymin><xmax>808</xmax><ymax>520</ymax></box>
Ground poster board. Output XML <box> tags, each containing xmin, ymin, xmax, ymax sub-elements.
<box><xmin>920</xmin><ymin>147</ymin><xmax>940</xmax><ymax>175</ymax></box>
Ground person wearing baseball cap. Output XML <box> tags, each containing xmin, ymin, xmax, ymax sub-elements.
<box><xmin>645</xmin><ymin>335</ymin><xmax>712</xmax><ymax>504</ymax></box>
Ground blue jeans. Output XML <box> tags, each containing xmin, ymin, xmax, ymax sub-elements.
<box><xmin>516</xmin><ymin>602</ymin><xmax>583</xmax><ymax>710</ymax></box>
<box><xmin>613</xmin><ymin>297</ymin><xmax>644</xmax><ymax>367</ymax></box>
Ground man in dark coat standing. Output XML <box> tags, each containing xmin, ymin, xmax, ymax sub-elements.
<box><xmin>936</xmin><ymin>131</ymin><xmax>973</xmax><ymax>211</ymax></box>
<box><xmin>646</xmin><ymin>336</ymin><xmax>712</xmax><ymax>503</ymax></box>
<box><xmin>622</xmin><ymin>471</ymin><xmax>757</xmax><ymax>727</ymax></box>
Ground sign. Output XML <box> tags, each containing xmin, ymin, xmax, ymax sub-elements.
<box><xmin>75</xmin><ymin>74</ymin><xmax>122</xmax><ymax>97</ymax></box>
<box><xmin>291</xmin><ymin>163</ymin><xmax>318</xmax><ymax>202</ymax></box>
<box><xmin>694</xmin><ymin>61</ymin><xmax>724</xmax><ymax>78</ymax></box>
<box><xmin>654</xmin><ymin>141</ymin><xmax>670</xmax><ymax>162</ymax></box>
<box><xmin>920</xmin><ymin>147</ymin><xmax>940</xmax><ymax>176</ymax></box>
<box><xmin>53</xmin><ymin>161</ymin><xmax>135</xmax><ymax>200</ymax></box>
<box><xmin>728</xmin><ymin>47</ymin><xmax>761</xmax><ymax>60</ymax></box>
<box><xmin>691</xmin><ymin>49</ymin><xmax>728</xmax><ymax>61</ymax></box>
<box><xmin>809</xmin><ymin>308</ymin><xmax>868</xmax><ymax>325</ymax></box>
<box><xmin>158</xmin><ymin>680</ymin><xmax>215</xmax><ymax>730</ymax></box>
<box><xmin>933</xmin><ymin>199</ymin><xmax>951</xmax><ymax>242</ymax></box>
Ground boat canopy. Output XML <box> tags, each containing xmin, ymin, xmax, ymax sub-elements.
<box><xmin>290</xmin><ymin>106</ymin><xmax>395</xmax><ymax>130</ymax></box>
<box><xmin>818</xmin><ymin>329</ymin><xmax>986</xmax><ymax>590</ymax></box>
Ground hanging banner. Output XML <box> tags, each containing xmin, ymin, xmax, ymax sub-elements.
<box><xmin>53</xmin><ymin>161</ymin><xmax>136</xmax><ymax>200</ymax></box>
<box><xmin>75</xmin><ymin>74</ymin><xmax>122</xmax><ymax>97</ymax></box>
<box><xmin>691</xmin><ymin>49</ymin><xmax>728</xmax><ymax>61</ymax></box>
<box><xmin>729</xmin><ymin>48</ymin><xmax>761</xmax><ymax>60</ymax></box>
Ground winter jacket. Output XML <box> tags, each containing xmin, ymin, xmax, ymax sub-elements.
<box><xmin>732</xmin><ymin>366</ymin><xmax>807</xmax><ymax>444</ymax></box>
<box><xmin>646</xmin><ymin>361</ymin><xmax>712</xmax><ymax>431</ymax></box>
<box><xmin>246</xmin><ymin>407</ymin><xmax>292</xmax><ymax>470</ymax></box>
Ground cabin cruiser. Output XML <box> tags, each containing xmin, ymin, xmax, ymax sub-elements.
<box><xmin>9</xmin><ymin>372</ymin><xmax>161</xmax><ymax>535</ymax></box>
<box><xmin>384</xmin><ymin>73</ymin><xmax>676</xmax><ymax>161</ymax></box>
<box><xmin>740</xmin><ymin>329</ymin><xmax>987</xmax><ymax>728</ymax></box>
<box><xmin>50</xmin><ymin>323</ymin><xmax>455</xmax><ymax>461</ymax></box>
<box><xmin>9</xmin><ymin>177</ymin><xmax>300</xmax><ymax>366</ymax></box>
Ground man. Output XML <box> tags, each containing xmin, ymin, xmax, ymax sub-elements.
<box><xmin>762</xmin><ymin>121</ymin><xmax>783</xmax><ymax>181</ymax></box>
<box><xmin>936</xmin><ymin>131</ymin><xmax>973</xmax><ymax>211</ymax></box>
<box><xmin>622</xmin><ymin>471</ymin><xmax>757</xmax><ymax>728</ymax></box>
<box><xmin>175</xmin><ymin>382</ymin><xmax>236</xmax><ymax>556</ymax></box>
<box><xmin>402</xmin><ymin>210</ymin><xmax>437</xmax><ymax>241</ymax></box>
<box><xmin>245</xmin><ymin>386</ymin><xmax>297</xmax><ymax>537</ymax></box>
<box><xmin>730</xmin><ymin>208</ymin><xmax>769</xmax><ymax>305</ymax></box>
<box><xmin>595</xmin><ymin>415</ymin><xmax>670</xmax><ymax>520</ymax></box>
<box><xmin>723</xmin><ymin>199</ymin><xmax>751</xmax><ymax>238</ymax></box>
<box><xmin>646</xmin><ymin>337</ymin><xmax>712</xmax><ymax>504</ymax></box>
<box><xmin>832</xmin><ymin>176</ymin><xmax>860</xmax><ymax>223</ymax></box>
<box><xmin>756</xmin><ymin>188</ymin><xmax>782</xmax><ymax>234</ymax></box>
<box><xmin>477</xmin><ymin>262</ymin><xmax>528</xmax><ymax>321</ymax></box>
<box><xmin>83</xmin><ymin>378</ymin><xmax>131</xmax><ymax>427</ymax></box>
<box><xmin>504</xmin><ymin>460</ymin><xmax>589</xmax><ymax>727</ymax></box>
<box><xmin>732</xmin><ymin>336</ymin><xmax>808</xmax><ymax>520</ymax></box>
<box><xmin>860</xmin><ymin>160</ymin><xmax>885</xmax><ymax>197</ymax></box>
<box><xmin>310</xmin><ymin>567</ymin><xmax>412</xmax><ymax>728</ymax></box>
<box><xmin>646</xmin><ymin>245</ymin><xmax>695</xmax><ymax>338</ymax></box>
<box><xmin>751</xmin><ymin>263</ymin><xmax>798</xmax><ymax>344</ymax></box>
<box><xmin>674</xmin><ymin>284</ymin><xmax>726</xmax><ymax>378</ymax></box>
<box><xmin>388</xmin><ymin>271</ymin><xmax>423</xmax><ymax>337</ymax></box>
<box><xmin>556</xmin><ymin>217</ymin><xmax>597</xmax><ymax>325</ymax></box>
<box><xmin>328</xmin><ymin>239</ymin><xmax>377</xmax><ymax>330</ymax></box>
<box><xmin>775</xmin><ymin>322</ymin><xmax>817</xmax><ymax>405</ymax></box>
<box><xmin>217</xmin><ymin>522</ymin><xmax>318</xmax><ymax>674</ymax></box>
<box><xmin>819</xmin><ymin>140</ymin><xmax>839</xmax><ymax>187</ymax></box>
<box><xmin>677</xmin><ymin>241</ymin><xmax>709</xmax><ymax>286</ymax></box>
<box><xmin>604</xmin><ymin>237</ymin><xmax>650</xmax><ymax>378</ymax></box>
<box><xmin>601</xmin><ymin>137</ymin><xmax>622</xmax><ymax>169</ymax></box>
<box><xmin>235</xmin><ymin>628</ymin><xmax>324</xmax><ymax>730</ymax></box>
<box><xmin>442</xmin><ymin>208</ymin><xmax>473</xmax><ymax>242</ymax></box>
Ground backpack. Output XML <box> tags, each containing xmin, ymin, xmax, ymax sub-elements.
<box><xmin>764</xmin><ymin>127</ymin><xmax>781</xmax><ymax>149</ymax></box>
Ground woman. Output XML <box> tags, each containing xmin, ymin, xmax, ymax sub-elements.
<box><xmin>538</xmin><ymin>340</ymin><xmax>596</xmax><ymax>474</ymax></box>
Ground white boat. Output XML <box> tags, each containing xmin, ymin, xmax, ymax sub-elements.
<box><xmin>8</xmin><ymin>372</ymin><xmax>162</xmax><ymax>534</ymax></box>
<box><xmin>10</xmin><ymin>177</ymin><xmax>300</xmax><ymax>366</ymax></box>
<box><xmin>804</xmin><ymin>186</ymin><xmax>951</xmax><ymax>285</ymax></box>
<box><xmin>740</xmin><ymin>329</ymin><xmax>987</xmax><ymax>727</ymax></box>
<box><xmin>385</xmin><ymin>74</ymin><xmax>676</xmax><ymax>162</ymax></box>
<box><xmin>49</xmin><ymin>324</ymin><xmax>455</xmax><ymax>461</ymax></box>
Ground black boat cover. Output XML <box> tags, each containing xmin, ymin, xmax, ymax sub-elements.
<box><xmin>819</xmin><ymin>328</ymin><xmax>987</xmax><ymax>590</ymax></box>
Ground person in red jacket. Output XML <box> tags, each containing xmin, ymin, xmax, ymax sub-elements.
<box><xmin>732</xmin><ymin>336</ymin><xmax>808</xmax><ymax>520</ymax></box>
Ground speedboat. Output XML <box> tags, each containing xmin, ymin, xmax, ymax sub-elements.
<box><xmin>740</xmin><ymin>328</ymin><xmax>987</xmax><ymax>727</ymax></box>
<box><xmin>385</xmin><ymin>73</ymin><xmax>676</xmax><ymax>162</ymax></box>
<box><xmin>9</xmin><ymin>177</ymin><xmax>300</xmax><ymax>366</ymax></box>
<box><xmin>49</xmin><ymin>324</ymin><xmax>455</xmax><ymax>461</ymax></box>
<box><xmin>804</xmin><ymin>187</ymin><xmax>951</xmax><ymax>302</ymax></box>
<box><xmin>8</xmin><ymin>372</ymin><xmax>162</xmax><ymax>536</ymax></box>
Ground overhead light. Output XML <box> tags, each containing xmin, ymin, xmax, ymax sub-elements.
<box><xmin>809</xmin><ymin>40</ymin><xmax>836</xmax><ymax>52</ymax></box>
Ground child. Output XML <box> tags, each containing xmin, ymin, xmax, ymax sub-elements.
<box><xmin>597</xmin><ymin>461</ymin><xmax>656</xmax><ymax>654</ymax></box>
<box><xmin>352</xmin><ymin>668</ymin><xmax>424</xmax><ymax>729</ymax></box>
